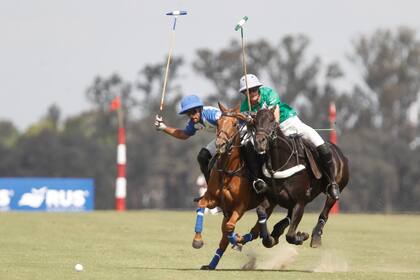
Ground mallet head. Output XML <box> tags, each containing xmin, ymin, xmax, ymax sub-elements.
<box><xmin>166</xmin><ymin>11</ymin><xmax>187</xmax><ymax>16</ymax></box>
<box><xmin>235</xmin><ymin>16</ymin><xmax>248</xmax><ymax>31</ymax></box>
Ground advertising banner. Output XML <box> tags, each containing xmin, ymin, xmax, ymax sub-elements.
<box><xmin>0</xmin><ymin>178</ymin><xmax>94</xmax><ymax>211</ymax></box>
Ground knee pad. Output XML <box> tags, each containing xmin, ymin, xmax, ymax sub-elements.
<box><xmin>317</xmin><ymin>143</ymin><xmax>332</xmax><ymax>159</ymax></box>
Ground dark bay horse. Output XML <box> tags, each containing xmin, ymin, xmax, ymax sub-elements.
<box><xmin>252</xmin><ymin>107</ymin><xmax>350</xmax><ymax>248</ymax></box>
<box><xmin>193</xmin><ymin>103</ymin><xmax>273</xmax><ymax>270</ymax></box>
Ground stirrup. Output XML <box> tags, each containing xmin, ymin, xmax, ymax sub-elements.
<box><xmin>252</xmin><ymin>179</ymin><xmax>268</xmax><ymax>194</ymax></box>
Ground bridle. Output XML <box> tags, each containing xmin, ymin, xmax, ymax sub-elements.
<box><xmin>255</xmin><ymin>121</ymin><xmax>277</xmax><ymax>141</ymax></box>
<box><xmin>216</xmin><ymin>112</ymin><xmax>246</xmax><ymax>152</ymax></box>
<box><xmin>254</xmin><ymin>112</ymin><xmax>296</xmax><ymax>173</ymax></box>
<box><xmin>215</xmin><ymin>112</ymin><xmax>247</xmax><ymax>176</ymax></box>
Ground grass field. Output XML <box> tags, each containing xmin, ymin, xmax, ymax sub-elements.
<box><xmin>1</xmin><ymin>211</ymin><xmax>419</xmax><ymax>280</ymax></box>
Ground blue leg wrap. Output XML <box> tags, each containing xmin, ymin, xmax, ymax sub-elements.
<box><xmin>194</xmin><ymin>208</ymin><xmax>205</xmax><ymax>233</ymax></box>
<box><xmin>209</xmin><ymin>248</ymin><xmax>224</xmax><ymax>269</ymax></box>
<box><xmin>228</xmin><ymin>232</ymin><xmax>238</xmax><ymax>245</ymax></box>
<box><xmin>242</xmin><ymin>233</ymin><xmax>253</xmax><ymax>243</ymax></box>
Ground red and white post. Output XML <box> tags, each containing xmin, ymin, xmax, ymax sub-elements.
<box><xmin>110</xmin><ymin>96</ymin><xmax>126</xmax><ymax>211</ymax></box>
<box><xmin>329</xmin><ymin>102</ymin><xmax>339</xmax><ymax>214</ymax></box>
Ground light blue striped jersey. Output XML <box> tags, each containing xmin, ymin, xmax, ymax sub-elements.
<box><xmin>183</xmin><ymin>106</ymin><xmax>221</xmax><ymax>136</ymax></box>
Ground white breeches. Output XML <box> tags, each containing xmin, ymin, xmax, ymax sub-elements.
<box><xmin>206</xmin><ymin>139</ymin><xmax>217</xmax><ymax>157</ymax></box>
<box><xmin>279</xmin><ymin>116</ymin><xmax>325</xmax><ymax>147</ymax></box>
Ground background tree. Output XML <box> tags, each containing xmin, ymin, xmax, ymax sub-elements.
<box><xmin>1</xmin><ymin>27</ymin><xmax>419</xmax><ymax>212</ymax></box>
<box><xmin>342</xmin><ymin>26</ymin><xmax>420</xmax><ymax>211</ymax></box>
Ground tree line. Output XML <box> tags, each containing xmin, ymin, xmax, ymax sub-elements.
<box><xmin>0</xmin><ymin>27</ymin><xmax>419</xmax><ymax>212</ymax></box>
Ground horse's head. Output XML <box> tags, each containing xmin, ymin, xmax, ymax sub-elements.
<box><xmin>254</xmin><ymin>107</ymin><xmax>277</xmax><ymax>154</ymax></box>
<box><xmin>215</xmin><ymin>102</ymin><xmax>247</xmax><ymax>154</ymax></box>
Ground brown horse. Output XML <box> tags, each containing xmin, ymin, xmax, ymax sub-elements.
<box><xmin>193</xmin><ymin>103</ymin><xmax>273</xmax><ymax>270</ymax></box>
<box><xmin>252</xmin><ymin>107</ymin><xmax>350</xmax><ymax>248</ymax></box>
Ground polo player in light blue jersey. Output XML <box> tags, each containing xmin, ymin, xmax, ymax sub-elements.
<box><xmin>155</xmin><ymin>95</ymin><xmax>222</xmax><ymax>242</ymax></box>
<box><xmin>155</xmin><ymin>94</ymin><xmax>221</xmax><ymax>183</ymax></box>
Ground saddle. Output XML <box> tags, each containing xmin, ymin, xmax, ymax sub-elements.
<box><xmin>287</xmin><ymin>134</ymin><xmax>322</xmax><ymax>180</ymax></box>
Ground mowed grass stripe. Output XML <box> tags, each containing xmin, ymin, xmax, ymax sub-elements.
<box><xmin>0</xmin><ymin>211</ymin><xmax>419</xmax><ymax>280</ymax></box>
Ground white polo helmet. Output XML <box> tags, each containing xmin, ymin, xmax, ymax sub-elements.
<box><xmin>239</xmin><ymin>74</ymin><xmax>263</xmax><ymax>93</ymax></box>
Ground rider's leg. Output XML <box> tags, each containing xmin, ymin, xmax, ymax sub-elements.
<box><xmin>316</xmin><ymin>143</ymin><xmax>340</xmax><ymax>200</ymax></box>
<box><xmin>281</xmin><ymin>116</ymin><xmax>340</xmax><ymax>200</ymax></box>
<box><xmin>197</xmin><ymin>148</ymin><xmax>211</xmax><ymax>183</ymax></box>
<box><xmin>244</xmin><ymin>142</ymin><xmax>268</xmax><ymax>193</ymax></box>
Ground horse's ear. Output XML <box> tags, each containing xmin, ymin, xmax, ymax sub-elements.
<box><xmin>218</xmin><ymin>102</ymin><xmax>227</xmax><ymax>113</ymax></box>
<box><xmin>237</xmin><ymin>112</ymin><xmax>255</xmax><ymax>125</ymax></box>
<box><xmin>233</xmin><ymin>102</ymin><xmax>241</xmax><ymax>113</ymax></box>
<box><xmin>269</xmin><ymin>106</ymin><xmax>276</xmax><ymax>114</ymax></box>
<box><xmin>236</xmin><ymin>113</ymin><xmax>247</xmax><ymax>122</ymax></box>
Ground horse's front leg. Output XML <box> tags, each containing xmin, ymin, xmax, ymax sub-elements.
<box><xmin>193</xmin><ymin>196</ymin><xmax>217</xmax><ymax>249</ymax></box>
<box><xmin>225</xmin><ymin>208</ymin><xmax>245</xmax><ymax>248</ymax></box>
<box><xmin>310</xmin><ymin>195</ymin><xmax>336</xmax><ymax>248</ymax></box>
<box><xmin>201</xmin><ymin>217</ymin><xmax>230</xmax><ymax>270</ymax></box>
<box><xmin>256</xmin><ymin>200</ymin><xmax>276</xmax><ymax>248</ymax></box>
<box><xmin>271</xmin><ymin>208</ymin><xmax>292</xmax><ymax>244</ymax></box>
<box><xmin>285</xmin><ymin>202</ymin><xmax>309</xmax><ymax>245</ymax></box>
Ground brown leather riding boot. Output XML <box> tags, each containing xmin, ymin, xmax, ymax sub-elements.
<box><xmin>317</xmin><ymin>143</ymin><xmax>340</xmax><ymax>200</ymax></box>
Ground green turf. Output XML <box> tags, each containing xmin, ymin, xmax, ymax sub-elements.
<box><xmin>0</xmin><ymin>211</ymin><xmax>419</xmax><ymax>279</ymax></box>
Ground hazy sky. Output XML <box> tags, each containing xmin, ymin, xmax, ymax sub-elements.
<box><xmin>2</xmin><ymin>0</ymin><xmax>420</xmax><ymax>129</ymax></box>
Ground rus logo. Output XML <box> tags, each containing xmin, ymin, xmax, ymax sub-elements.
<box><xmin>18</xmin><ymin>187</ymin><xmax>89</xmax><ymax>209</ymax></box>
<box><xmin>18</xmin><ymin>187</ymin><xmax>47</xmax><ymax>208</ymax></box>
<box><xmin>46</xmin><ymin>189</ymin><xmax>88</xmax><ymax>208</ymax></box>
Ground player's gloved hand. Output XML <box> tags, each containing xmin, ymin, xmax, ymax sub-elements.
<box><xmin>242</xmin><ymin>111</ymin><xmax>255</xmax><ymax>125</ymax></box>
<box><xmin>155</xmin><ymin>114</ymin><xmax>167</xmax><ymax>131</ymax></box>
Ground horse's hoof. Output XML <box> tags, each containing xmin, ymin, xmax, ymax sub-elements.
<box><xmin>300</xmin><ymin>232</ymin><xmax>310</xmax><ymax>242</ymax></box>
<box><xmin>292</xmin><ymin>232</ymin><xmax>309</xmax><ymax>245</ymax></box>
<box><xmin>200</xmin><ymin>265</ymin><xmax>214</xmax><ymax>270</ymax></box>
<box><xmin>310</xmin><ymin>235</ymin><xmax>322</xmax><ymax>248</ymax></box>
<box><xmin>262</xmin><ymin>236</ymin><xmax>276</xmax><ymax>248</ymax></box>
<box><xmin>192</xmin><ymin>239</ymin><xmax>204</xmax><ymax>249</ymax></box>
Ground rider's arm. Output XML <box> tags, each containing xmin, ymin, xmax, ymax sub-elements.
<box><xmin>155</xmin><ymin>115</ymin><xmax>193</xmax><ymax>140</ymax></box>
<box><xmin>162</xmin><ymin>127</ymin><xmax>190</xmax><ymax>140</ymax></box>
<box><xmin>262</xmin><ymin>87</ymin><xmax>281</xmax><ymax>122</ymax></box>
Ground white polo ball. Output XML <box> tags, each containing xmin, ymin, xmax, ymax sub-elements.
<box><xmin>75</xmin><ymin>263</ymin><xmax>84</xmax><ymax>272</ymax></box>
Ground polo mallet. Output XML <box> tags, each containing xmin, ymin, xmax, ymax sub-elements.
<box><xmin>235</xmin><ymin>16</ymin><xmax>251</xmax><ymax>110</ymax></box>
<box><xmin>159</xmin><ymin>10</ymin><xmax>188</xmax><ymax>113</ymax></box>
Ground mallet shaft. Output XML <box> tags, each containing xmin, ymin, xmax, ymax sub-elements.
<box><xmin>159</xmin><ymin>29</ymin><xmax>175</xmax><ymax>112</ymax></box>
<box><xmin>235</xmin><ymin>16</ymin><xmax>251</xmax><ymax>110</ymax></box>
<box><xmin>159</xmin><ymin>10</ymin><xmax>187</xmax><ymax>112</ymax></box>
<box><xmin>241</xmin><ymin>34</ymin><xmax>251</xmax><ymax>110</ymax></box>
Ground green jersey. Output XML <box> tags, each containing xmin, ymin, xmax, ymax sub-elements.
<box><xmin>240</xmin><ymin>86</ymin><xmax>297</xmax><ymax>122</ymax></box>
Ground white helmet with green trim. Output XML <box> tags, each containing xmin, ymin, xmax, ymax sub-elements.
<box><xmin>239</xmin><ymin>74</ymin><xmax>263</xmax><ymax>93</ymax></box>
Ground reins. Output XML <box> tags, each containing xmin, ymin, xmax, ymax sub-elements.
<box><xmin>215</xmin><ymin>113</ymin><xmax>247</xmax><ymax>176</ymax></box>
<box><xmin>255</xmin><ymin>117</ymin><xmax>297</xmax><ymax>174</ymax></box>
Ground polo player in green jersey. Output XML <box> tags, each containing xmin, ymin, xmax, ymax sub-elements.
<box><xmin>239</xmin><ymin>74</ymin><xmax>340</xmax><ymax>200</ymax></box>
